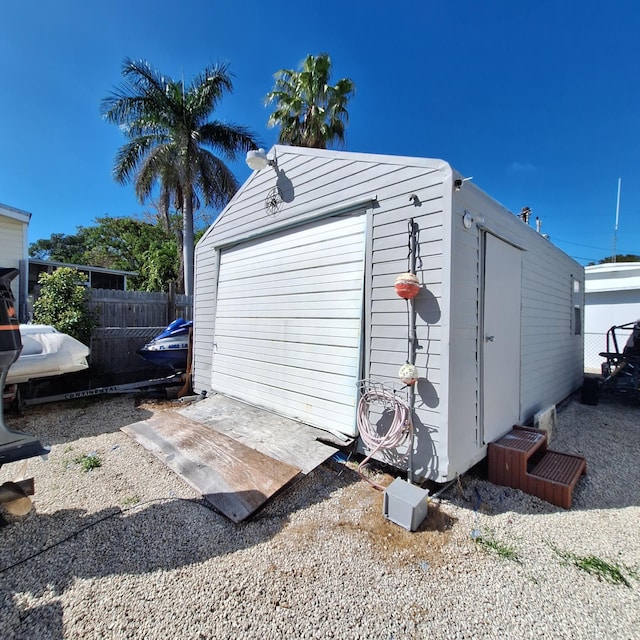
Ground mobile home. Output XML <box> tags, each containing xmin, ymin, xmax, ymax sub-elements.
<box><xmin>192</xmin><ymin>147</ymin><xmax>584</xmax><ymax>483</ymax></box>
<box><xmin>0</xmin><ymin>202</ymin><xmax>31</xmax><ymax>321</ymax></box>
<box><xmin>584</xmin><ymin>262</ymin><xmax>640</xmax><ymax>372</ymax></box>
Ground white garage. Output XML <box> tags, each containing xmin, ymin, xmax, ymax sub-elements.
<box><xmin>193</xmin><ymin>146</ymin><xmax>584</xmax><ymax>483</ymax></box>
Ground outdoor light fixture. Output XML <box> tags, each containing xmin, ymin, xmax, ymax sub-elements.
<box><xmin>454</xmin><ymin>176</ymin><xmax>474</xmax><ymax>191</ymax></box>
<box><xmin>246</xmin><ymin>148</ymin><xmax>277</xmax><ymax>171</ymax></box>
<box><xmin>462</xmin><ymin>211</ymin><xmax>484</xmax><ymax>229</ymax></box>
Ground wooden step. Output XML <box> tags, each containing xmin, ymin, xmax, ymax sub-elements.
<box><xmin>488</xmin><ymin>427</ymin><xmax>547</xmax><ymax>489</ymax></box>
<box><xmin>488</xmin><ymin>426</ymin><xmax>586</xmax><ymax>509</ymax></box>
<box><xmin>527</xmin><ymin>451</ymin><xmax>587</xmax><ymax>509</ymax></box>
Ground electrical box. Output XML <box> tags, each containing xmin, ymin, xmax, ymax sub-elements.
<box><xmin>383</xmin><ymin>477</ymin><xmax>429</xmax><ymax>531</ymax></box>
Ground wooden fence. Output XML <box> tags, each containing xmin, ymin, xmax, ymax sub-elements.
<box><xmin>88</xmin><ymin>286</ymin><xmax>192</xmax><ymax>328</ymax></box>
<box><xmin>86</xmin><ymin>287</ymin><xmax>193</xmax><ymax>379</ymax></box>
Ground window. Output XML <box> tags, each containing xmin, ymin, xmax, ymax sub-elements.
<box><xmin>572</xmin><ymin>277</ymin><xmax>582</xmax><ymax>335</ymax></box>
<box><xmin>574</xmin><ymin>306</ymin><xmax>582</xmax><ymax>335</ymax></box>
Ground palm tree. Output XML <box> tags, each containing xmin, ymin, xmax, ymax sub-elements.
<box><xmin>266</xmin><ymin>53</ymin><xmax>355</xmax><ymax>149</ymax></box>
<box><xmin>101</xmin><ymin>58</ymin><xmax>260</xmax><ymax>295</ymax></box>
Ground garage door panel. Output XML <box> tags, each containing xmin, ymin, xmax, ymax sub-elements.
<box><xmin>221</xmin><ymin>217</ymin><xmax>365</xmax><ymax>264</ymax></box>
<box><xmin>212</xmin><ymin>213</ymin><xmax>366</xmax><ymax>436</ymax></box>
<box><xmin>219</xmin><ymin>269</ymin><xmax>364</xmax><ymax>297</ymax></box>
<box><xmin>212</xmin><ymin>357</ymin><xmax>357</xmax><ymax>403</ymax></box>
<box><xmin>211</xmin><ymin>372</ymin><xmax>356</xmax><ymax>427</ymax></box>
<box><xmin>213</xmin><ymin>319</ymin><xmax>361</xmax><ymax>347</ymax></box>
<box><xmin>216</xmin><ymin>291</ymin><xmax>363</xmax><ymax>315</ymax></box>
<box><xmin>215</xmin><ymin>327</ymin><xmax>359</xmax><ymax>349</ymax></box>
<box><xmin>219</xmin><ymin>249</ymin><xmax>364</xmax><ymax>280</ymax></box>
<box><xmin>220</xmin><ymin>226</ymin><xmax>363</xmax><ymax>265</ymax></box>
<box><xmin>218</xmin><ymin>336</ymin><xmax>360</xmax><ymax>364</ymax></box>
<box><xmin>215</xmin><ymin>343</ymin><xmax>360</xmax><ymax>376</ymax></box>
<box><xmin>214</xmin><ymin>317</ymin><xmax>361</xmax><ymax>338</ymax></box>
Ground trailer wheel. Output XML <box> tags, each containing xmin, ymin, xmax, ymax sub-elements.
<box><xmin>581</xmin><ymin>377</ymin><xmax>600</xmax><ymax>406</ymax></box>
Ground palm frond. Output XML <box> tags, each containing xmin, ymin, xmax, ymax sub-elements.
<box><xmin>195</xmin><ymin>150</ymin><xmax>239</xmax><ymax>209</ymax></box>
<box><xmin>198</xmin><ymin>122</ymin><xmax>260</xmax><ymax>159</ymax></box>
<box><xmin>265</xmin><ymin>53</ymin><xmax>354</xmax><ymax>149</ymax></box>
<box><xmin>103</xmin><ymin>57</ymin><xmax>260</xmax><ymax>295</ymax></box>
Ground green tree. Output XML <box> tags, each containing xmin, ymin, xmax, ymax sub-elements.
<box><xmin>29</xmin><ymin>233</ymin><xmax>87</xmax><ymax>264</ymax></box>
<box><xmin>266</xmin><ymin>53</ymin><xmax>355</xmax><ymax>149</ymax></box>
<box><xmin>29</xmin><ymin>217</ymin><xmax>182</xmax><ymax>292</ymax></box>
<box><xmin>32</xmin><ymin>267</ymin><xmax>97</xmax><ymax>345</ymax></box>
<box><xmin>101</xmin><ymin>58</ymin><xmax>260</xmax><ymax>295</ymax></box>
<box><xmin>593</xmin><ymin>254</ymin><xmax>640</xmax><ymax>265</ymax></box>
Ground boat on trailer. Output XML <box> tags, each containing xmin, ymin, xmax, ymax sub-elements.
<box><xmin>6</xmin><ymin>324</ymin><xmax>90</xmax><ymax>385</ymax></box>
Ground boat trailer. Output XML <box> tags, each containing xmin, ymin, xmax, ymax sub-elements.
<box><xmin>19</xmin><ymin>372</ymin><xmax>189</xmax><ymax>406</ymax></box>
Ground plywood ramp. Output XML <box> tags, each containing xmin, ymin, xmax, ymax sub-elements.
<box><xmin>122</xmin><ymin>394</ymin><xmax>340</xmax><ymax>522</ymax></box>
<box><xmin>177</xmin><ymin>393</ymin><xmax>341</xmax><ymax>475</ymax></box>
<box><xmin>122</xmin><ymin>412</ymin><xmax>302</xmax><ymax>522</ymax></box>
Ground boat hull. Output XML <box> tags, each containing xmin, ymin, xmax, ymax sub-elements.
<box><xmin>7</xmin><ymin>325</ymin><xmax>90</xmax><ymax>385</ymax></box>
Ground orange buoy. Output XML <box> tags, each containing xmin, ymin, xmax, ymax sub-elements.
<box><xmin>394</xmin><ymin>272</ymin><xmax>420</xmax><ymax>299</ymax></box>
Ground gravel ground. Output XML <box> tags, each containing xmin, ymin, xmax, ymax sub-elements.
<box><xmin>0</xmin><ymin>389</ymin><xmax>638</xmax><ymax>639</ymax></box>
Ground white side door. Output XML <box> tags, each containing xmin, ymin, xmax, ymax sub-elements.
<box><xmin>482</xmin><ymin>233</ymin><xmax>522</xmax><ymax>444</ymax></box>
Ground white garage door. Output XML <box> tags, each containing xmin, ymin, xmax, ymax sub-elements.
<box><xmin>211</xmin><ymin>213</ymin><xmax>367</xmax><ymax>436</ymax></box>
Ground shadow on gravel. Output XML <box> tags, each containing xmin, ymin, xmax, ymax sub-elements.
<box><xmin>4</xmin><ymin>395</ymin><xmax>157</xmax><ymax>446</ymax></box>
<box><xmin>0</xmin><ymin>460</ymin><xmax>359</xmax><ymax>638</ymax></box>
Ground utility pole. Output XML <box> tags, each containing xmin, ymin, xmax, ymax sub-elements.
<box><xmin>612</xmin><ymin>178</ymin><xmax>621</xmax><ymax>263</ymax></box>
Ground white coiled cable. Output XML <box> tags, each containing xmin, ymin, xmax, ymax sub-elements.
<box><xmin>356</xmin><ymin>386</ymin><xmax>413</xmax><ymax>490</ymax></box>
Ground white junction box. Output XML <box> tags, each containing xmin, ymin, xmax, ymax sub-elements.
<box><xmin>383</xmin><ymin>477</ymin><xmax>429</xmax><ymax>531</ymax></box>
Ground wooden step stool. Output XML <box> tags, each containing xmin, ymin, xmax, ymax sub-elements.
<box><xmin>488</xmin><ymin>426</ymin><xmax>586</xmax><ymax>509</ymax></box>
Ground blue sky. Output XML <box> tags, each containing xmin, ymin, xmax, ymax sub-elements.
<box><xmin>1</xmin><ymin>0</ymin><xmax>638</xmax><ymax>265</ymax></box>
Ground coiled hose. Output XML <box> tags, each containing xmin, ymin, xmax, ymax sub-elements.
<box><xmin>356</xmin><ymin>386</ymin><xmax>413</xmax><ymax>490</ymax></box>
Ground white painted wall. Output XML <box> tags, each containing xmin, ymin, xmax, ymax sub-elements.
<box><xmin>584</xmin><ymin>263</ymin><xmax>640</xmax><ymax>372</ymax></box>
<box><xmin>447</xmin><ymin>181</ymin><xmax>584</xmax><ymax>478</ymax></box>
<box><xmin>0</xmin><ymin>203</ymin><xmax>31</xmax><ymax>308</ymax></box>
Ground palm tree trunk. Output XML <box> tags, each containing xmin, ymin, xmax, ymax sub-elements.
<box><xmin>182</xmin><ymin>190</ymin><xmax>195</xmax><ymax>297</ymax></box>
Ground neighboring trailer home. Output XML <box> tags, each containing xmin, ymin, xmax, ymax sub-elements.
<box><xmin>584</xmin><ymin>262</ymin><xmax>640</xmax><ymax>373</ymax></box>
<box><xmin>192</xmin><ymin>147</ymin><xmax>584</xmax><ymax>483</ymax></box>
<box><xmin>0</xmin><ymin>202</ymin><xmax>31</xmax><ymax>321</ymax></box>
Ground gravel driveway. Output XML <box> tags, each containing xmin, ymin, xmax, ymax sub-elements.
<box><xmin>0</xmin><ymin>390</ymin><xmax>638</xmax><ymax>639</ymax></box>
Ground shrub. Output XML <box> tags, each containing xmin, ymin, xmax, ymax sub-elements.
<box><xmin>32</xmin><ymin>267</ymin><xmax>97</xmax><ymax>345</ymax></box>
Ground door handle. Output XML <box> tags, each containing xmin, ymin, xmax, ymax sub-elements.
<box><xmin>485</xmin><ymin>335</ymin><xmax>494</xmax><ymax>342</ymax></box>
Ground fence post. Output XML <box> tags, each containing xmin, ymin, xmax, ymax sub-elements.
<box><xmin>167</xmin><ymin>281</ymin><xmax>176</xmax><ymax>323</ymax></box>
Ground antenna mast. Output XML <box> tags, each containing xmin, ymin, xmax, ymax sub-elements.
<box><xmin>612</xmin><ymin>178</ymin><xmax>621</xmax><ymax>263</ymax></box>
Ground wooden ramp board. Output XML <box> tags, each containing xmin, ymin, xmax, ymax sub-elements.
<box><xmin>177</xmin><ymin>393</ymin><xmax>340</xmax><ymax>475</ymax></box>
<box><xmin>122</xmin><ymin>412</ymin><xmax>301</xmax><ymax>522</ymax></box>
